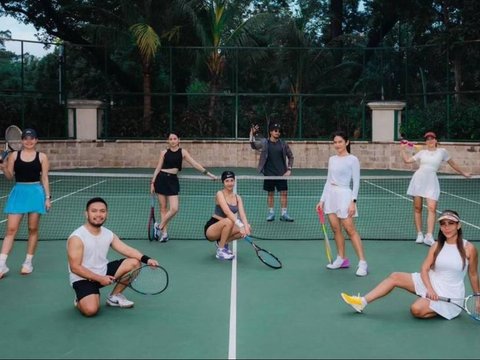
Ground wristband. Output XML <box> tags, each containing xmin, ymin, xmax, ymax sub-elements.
<box><xmin>235</xmin><ymin>219</ymin><xmax>244</xmax><ymax>228</ymax></box>
<box><xmin>202</xmin><ymin>170</ymin><xmax>208</xmax><ymax>175</ymax></box>
<box><xmin>46</xmin><ymin>195</ymin><xmax>52</xmax><ymax>199</ymax></box>
<box><xmin>141</xmin><ymin>255</ymin><xmax>151</xmax><ymax>264</ymax></box>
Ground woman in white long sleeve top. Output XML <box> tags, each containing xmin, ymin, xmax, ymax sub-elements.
<box><xmin>316</xmin><ymin>131</ymin><xmax>368</xmax><ymax>276</ymax></box>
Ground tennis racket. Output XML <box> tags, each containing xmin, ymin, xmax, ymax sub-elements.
<box><xmin>317</xmin><ymin>208</ymin><xmax>333</xmax><ymax>264</ymax></box>
<box><xmin>437</xmin><ymin>294</ymin><xmax>480</xmax><ymax>322</ymax></box>
<box><xmin>244</xmin><ymin>236</ymin><xmax>282</xmax><ymax>269</ymax></box>
<box><xmin>115</xmin><ymin>264</ymin><xmax>169</xmax><ymax>295</ymax></box>
<box><xmin>1</xmin><ymin>125</ymin><xmax>22</xmax><ymax>163</ymax></box>
<box><xmin>147</xmin><ymin>194</ymin><xmax>157</xmax><ymax>241</ymax></box>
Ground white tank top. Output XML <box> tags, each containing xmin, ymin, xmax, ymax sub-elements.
<box><xmin>68</xmin><ymin>225</ymin><xmax>114</xmax><ymax>284</ymax></box>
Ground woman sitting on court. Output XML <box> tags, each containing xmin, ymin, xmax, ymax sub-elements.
<box><xmin>204</xmin><ymin>171</ymin><xmax>251</xmax><ymax>260</ymax></box>
<box><xmin>150</xmin><ymin>131</ymin><xmax>216</xmax><ymax>242</ymax></box>
<box><xmin>341</xmin><ymin>210</ymin><xmax>479</xmax><ymax>320</ymax></box>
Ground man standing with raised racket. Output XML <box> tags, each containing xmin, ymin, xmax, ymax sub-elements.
<box><xmin>67</xmin><ymin>197</ymin><xmax>158</xmax><ymax>317</ymax></box>
<box><xmin>249</xmin><ymin>122</ymin><xmax>294</xmax><ymax>222</ymax></box>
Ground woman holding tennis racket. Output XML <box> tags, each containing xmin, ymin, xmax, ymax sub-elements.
<box><xmin>204</xmin><ymin>171</ymin><xmax>251</xmax><ymax>260</ymax></box>
<box><xmin>401</xmin><ymin>131</ymin><xmax>471</xmax><ymax>246</ymax></box>
<box><xmin>341</xmin><ymin>210</ymin><xmax>480</xmax><ymax>320</ymax></box>
<box><xmin>316</xmin><ymin>131</ymin><xmax>368</xmax><ymax>276</ymax></box>
<box><xmin>0</xmin><ymin>128</ymin><xmax>51</xmax><ymax>279</ymax></box>
<box><xmin>150</xmin><ymin>132</ymin><xmax>216</xmax><ymax>242</ymax></box>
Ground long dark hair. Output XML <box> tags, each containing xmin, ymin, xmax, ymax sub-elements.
<box><xmin>432</xmin><ymin>210</ymin><xmax>466</xmax><ymax>270</ymax></box>
<box><xmin>332</xmin><ymin>130</ymin><xmax>351</xmax><ymax>153</ymax></box>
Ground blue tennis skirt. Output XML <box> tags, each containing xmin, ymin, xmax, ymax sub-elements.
<box><xmin>4</xmin><ymin>183</ymin><xmax>47</xmax><ymax>215</ymax></box>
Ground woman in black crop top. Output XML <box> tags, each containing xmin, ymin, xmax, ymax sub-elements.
<box><xmin>150</xmin><ymin>132</ymin><xmax>216</xmax><ymax>242</ymax></box>
<box><xmin>0</xmin><ymin>128</ymin><xmax>51</xmax><ymax>278</ymax></box>
<box><xmin>204</xmin><ymin>171</ymin><xmax>251</xmax><ymax>261</ymax></box>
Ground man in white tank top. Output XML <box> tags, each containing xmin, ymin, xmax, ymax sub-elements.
<box><xmin>67</xmin><ymin>197</ymin><xmax>159</xmax><ymax>317</ymax></box>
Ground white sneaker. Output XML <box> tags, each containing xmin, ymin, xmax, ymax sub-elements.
<box><xmin>423</xmin><ymin>233</ymin><xmax>435</xmax><ymax>246</ymax></box>
<box><xmin>20</xmin><ymin>262</ymin><xmax>33</xmax><ymax>275</ymax></box>
<box><xmin>153</xmin><ymin>222</ymin><xmax>162</xmax><ymax>241</ymax></box>
<box><xmin>0</xmin><ymin>264</ymin><xmax>9</xmax><ymax>279</ymax></box>
<box><xmin>326</xmin><ymin>256</ymin><xmax>350</xmax><ymax>269</ymax></box>
<box><xmin>159</xmin><ymin>232</ymin><xmax>169</xmax><ymax>243</ymax></box>
<box><xmin>415</xmin><ymin>232</ymin><xmax>424</xmax><ymax>244</ymax></box>
<box><xmin>216</xmin><ymin>247</ymin><xmax>234</xmax><ymax>260</ymax></box>
<box><xmin>106</xmin><ymin>293</ymin><xmax>134</xmax><ymax>308</ymax></box>
<box><xmin>356</xmin><ymin>260</ymin><xmax>368</xmax><ymax>277</ymax></box>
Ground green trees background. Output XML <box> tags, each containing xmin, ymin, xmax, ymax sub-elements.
<box><xmin>1</xmin><ymin>0</ymin><xmax>480</xmax><ymax>140</ymax></box>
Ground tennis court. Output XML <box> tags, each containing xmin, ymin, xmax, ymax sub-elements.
<box><xmin>0</xmin><ymin>168</ymin><xmax>479</xmax><ymax>359</ymax></box>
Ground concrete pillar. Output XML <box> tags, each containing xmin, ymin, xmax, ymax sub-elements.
<box><xmin>67</xmin><ymin>100</ymin><xmax>104</xmax><ymax>140</ymax></box>
<box><xmin>367</xmin><ymin>101</ymin><xmax>406</xmax><ymax>142</ymax></box>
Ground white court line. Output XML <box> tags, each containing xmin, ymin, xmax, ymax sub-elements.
<box><xmin>0</xmin><ymin>179</ymin><xmax>107</xmax><ymax>224</ymax></box>
<box><xmin>441</xmin><ymin>190</ymin><xmax>480</xmax><ymax>205</ymax></box>
<box><xmin>228</xmin><ymin>240</ymin><xmax>238</xmax><ymax>360</ymax></box>
<box><xmin>364</xmin><ymin>180</ymin><xmax>480</xmax><ymax>230</ymax></box>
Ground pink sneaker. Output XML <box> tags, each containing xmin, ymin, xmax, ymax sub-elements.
<box><xmin>327</xmin><ymin>256</ymin><xmax>350</xmax><ymax>269</ymax></box>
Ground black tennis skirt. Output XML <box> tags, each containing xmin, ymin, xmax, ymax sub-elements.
<box><xmin>154</xmin><ymin>171</ymin><xmax>180</xmax><ymax>196</ymax></box>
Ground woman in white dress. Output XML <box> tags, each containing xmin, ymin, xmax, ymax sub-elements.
<box><xmin>341</xmin><ymin>210</ymin><xmax>480</xmax><ymax>320</ymax></box>
<box><xmin>316</xmin><ymin>131</ymin><xmax>368</xmax><ymax>276</ymax></box>
<box><xmin>401</xmin><ymin>131</ymin><xmax>471</xmax><ymax>246</ymax></box>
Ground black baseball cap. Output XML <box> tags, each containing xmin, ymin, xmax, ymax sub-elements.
<box><xmin>221</xmin><ymin>171</ymin><xmax>235</xmax><ymax>182</ymax></box>
<box><xmin>21</xmin><ymin>128</ymin><xmax>38</xmax><ymax>139</ymax></box>
<box><xmin>269</xmin><ymin>123</ymin><xmax>281</xmax><ymax>131</ymax></box>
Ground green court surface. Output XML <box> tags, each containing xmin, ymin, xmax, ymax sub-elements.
<box><xmin>1</xmin><ymin>239</ymin><xmax>479</xmax><ymax>359</ymax></box>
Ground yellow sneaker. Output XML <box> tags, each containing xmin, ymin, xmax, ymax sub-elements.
<box><xmin>341</xmin><ymin>293</ymin><xmax>365</xmax><ymax>313</ymax></box>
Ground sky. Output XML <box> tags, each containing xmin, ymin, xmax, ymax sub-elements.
<box><xmin>0</xmin><ymin>15</ymin><xmax>53</xmax><ymax>57</ymax></box>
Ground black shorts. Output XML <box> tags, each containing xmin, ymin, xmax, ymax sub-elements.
<box><xmin>263</xmin><ymin>179</ymin><xmax>288</xmax><ymax>192</ymax></box>
<box><xmin>72</xmin><ymin>259</ymin><xmax>125</xmax><ymax>301</ymax></box>
<box><xmin>204</xmin><ymin>217</ymin><xmax>219</xmax><ymax>240</ymax></box>
<box><xmin>154</xmin><ymin>171</ymin><xmax>180</xmax><ymax>196</ymax></box>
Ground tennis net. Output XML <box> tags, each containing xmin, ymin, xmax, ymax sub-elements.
<box><xmin>0</xmin><ymin>172</ymin><xmax>478</xmax><ymax>241</ymax></box>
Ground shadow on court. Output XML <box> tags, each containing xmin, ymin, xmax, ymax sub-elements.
<box><xmin>0</xmin><ymin>239</ymin><xmax>479</xmax><ymax>359</ymax></box>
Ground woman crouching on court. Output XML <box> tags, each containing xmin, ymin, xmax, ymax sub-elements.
<box><xmin>316</xmin><ymin>130</ymin><xmax>368</xmax><ymax>276</ymax></box>
<box><xmin>204</xmin><ymin>171</ymin><xmax>251</xmax><ymax>260</ymax></box>
<box><xmin>0</xmin><ymin>128</ymin><xmax>51</xmax><ymax>278</ymax></box>
<box><xmin>150</xmin><ymin>131</ymin><xmax>216</xmax><ymax>242</ymax></box>
<box><xmin>341</xmin><ymin>210</ymin><xmax>479</xmax><ymax>319</ymax></box>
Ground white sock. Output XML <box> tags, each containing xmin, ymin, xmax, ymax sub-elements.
<box><xmin>281</xmin><ymin>208</ymin><xmax>287</xmax><ymax>215</ymax></box>
<box><xmin>268</xmin><ymin>208</ymin><xmax>274</xmax><ymax>213</ymax></box>
<box><xmin>0</xmin><ymin>253</ymin><xmax>7</xmax><ymax>266</ymax></box>
<box><xmin>24</xmin><ymin>254</ymin><xmax>33</xmax><ymax>264</ymax></box>
<box><xmin>361</xmin><ymin>297</ymin><xmax>368</xmax><ymax>306</ymax></box>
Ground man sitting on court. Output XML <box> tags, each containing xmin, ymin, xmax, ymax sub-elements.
<box><xmin>67</xmin><ymin>197</ymin><xmax>158</xmax><ymax>317</ymax></box>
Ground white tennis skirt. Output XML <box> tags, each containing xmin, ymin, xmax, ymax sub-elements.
<box><xmin>4</xmin><ymin>183</ymin><xmax>47</xmax><ymax>215</ymax></box>
<box><xmin>411</xmin><ymin>272</ymin><xmax>462</xmax><ymax>320</ymax></box>
<box><xmin>323</xmin><ymin>185</ymin><xmax>358</xmax><ymax>219</ymax></box>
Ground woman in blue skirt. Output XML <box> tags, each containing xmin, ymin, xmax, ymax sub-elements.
<box><xmin>0</xmin><ymin>128</ymin><xmax>51</xmax><ymax>278</ymax></box>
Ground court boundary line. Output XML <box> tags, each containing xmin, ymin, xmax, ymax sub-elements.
<box><xmin>228</xmin><ymin>240</ymin><xmax>238</xmax><ymax>360</ymax></box>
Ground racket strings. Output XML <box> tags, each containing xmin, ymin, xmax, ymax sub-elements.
<box><xmin>465</xmin><ymin>296</ymin><xmax>480</xmax><ymax>320</ymax></box>
<box><xmin>257</xmin><ymin>249</ymin><xmax>282</xmax><ymax>268</ymax></box>
<box><xmin>5</xmin><ymin>127</ymin><xmax>23</xmax><ymax>151</ymax></box>
<box><xmin>130</xmin><ymin>266</ymin><xmax>168</xmax><ymax>294</ymax></box>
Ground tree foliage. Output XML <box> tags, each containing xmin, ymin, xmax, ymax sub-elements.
<box><xmin>1</xmin><ymin>0</ymin><xmax>480</xmax><ymax>139</ymax></box>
